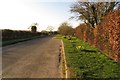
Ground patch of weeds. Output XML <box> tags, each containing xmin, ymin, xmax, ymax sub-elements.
<box><xmin>55</xmin><ymin>35</ymin><xmax>120</xmax><ymax>78</ymax></box>
<box><xmin>61</xmin><ymin>35</ymin><xmax>120</xmax><ymax>78</ymax></box>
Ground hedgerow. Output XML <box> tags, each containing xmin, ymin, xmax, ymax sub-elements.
<box><xmin>75</xmin><ymin>9</ymin><xmax>120</xmax><ymax>62</ymax></box>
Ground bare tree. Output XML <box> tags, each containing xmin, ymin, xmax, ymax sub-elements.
<box><xmin>46</xmin><ymin>26</ymin><xmax>54</xmax><ymax>32</ymax></box>
<box><xmin>70</xmin><ymin>1</ymin><xmax>119</xmax><ymax>28</ymax></box>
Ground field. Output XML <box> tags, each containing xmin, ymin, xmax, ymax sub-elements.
<box><xmin>56</xmin><ymin>35</ymin><xmax>120</xmax><ymax>79</ymax></box>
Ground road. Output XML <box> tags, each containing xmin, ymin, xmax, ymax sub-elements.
<box><xmin>2</xmin><ymin>36</ymin><xmax>61</xmax><ymax>78</ymax></box>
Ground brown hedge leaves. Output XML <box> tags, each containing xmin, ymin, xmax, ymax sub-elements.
<box><xmin>75</xmin><ymin>9</ymin><xmax>120</xmax><ymax>62</ymax></box>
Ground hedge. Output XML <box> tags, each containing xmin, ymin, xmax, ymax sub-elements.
<box><xmin>75</xmin><ymin>9</ymin><xmax>120</xmax><ymax>62</ymax></box>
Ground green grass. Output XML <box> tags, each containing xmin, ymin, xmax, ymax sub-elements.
<box><xmin>55</xmin><ymin>35</ymin><xmax>120</xmax><ymax>79</ymax></box>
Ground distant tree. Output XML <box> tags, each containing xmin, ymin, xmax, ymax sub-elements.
<box><xmin>41</xmin><ymin>30</ymin><xmax>48</xmax><ymax>35</ymax></box>
<box><xmin>46</xmin><ymin>26</ymin><xmax>54</xmax><ymax>32</ymax></box>
<box><xmin>58</xmin><ymin>22</ymin><xmax>74</xmax><ymax>36</ymax></box>
<box><xmin>41</xmin><ymin>30</ymin><xmax>48</xmax><ymax>33</ymax></box>
<box><xmin>30</xmin><ymin>23</ymin><xmax>39</xmax><ymax>32</ymax></box>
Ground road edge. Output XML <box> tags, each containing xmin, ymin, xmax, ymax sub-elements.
<box><xmin>61</xmin><ymin>40</ymin><xmax>68</xmax><ymax>78</ymax></box>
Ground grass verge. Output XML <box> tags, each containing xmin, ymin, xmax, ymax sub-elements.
<box><xmin>55</xmin><ymin>35</ymin><xmax>120</xmax><ymax>79</ymax></box>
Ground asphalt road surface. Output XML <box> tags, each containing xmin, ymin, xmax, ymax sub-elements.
<box><xmin>2</xmin><ymin>36</ymin><xmax>61</xmax><ymax>78</ymax></box>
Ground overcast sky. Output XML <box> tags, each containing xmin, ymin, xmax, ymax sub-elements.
<box><xmin>0</xmin><ymin>0</ymin><xmax>82</xmax><ymax>31</ymax></box>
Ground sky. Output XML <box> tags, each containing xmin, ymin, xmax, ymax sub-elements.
<box><xmin>0</xmin><ymin>0</ymin><xmax>82</xmax><ymax>31</ymax></box>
